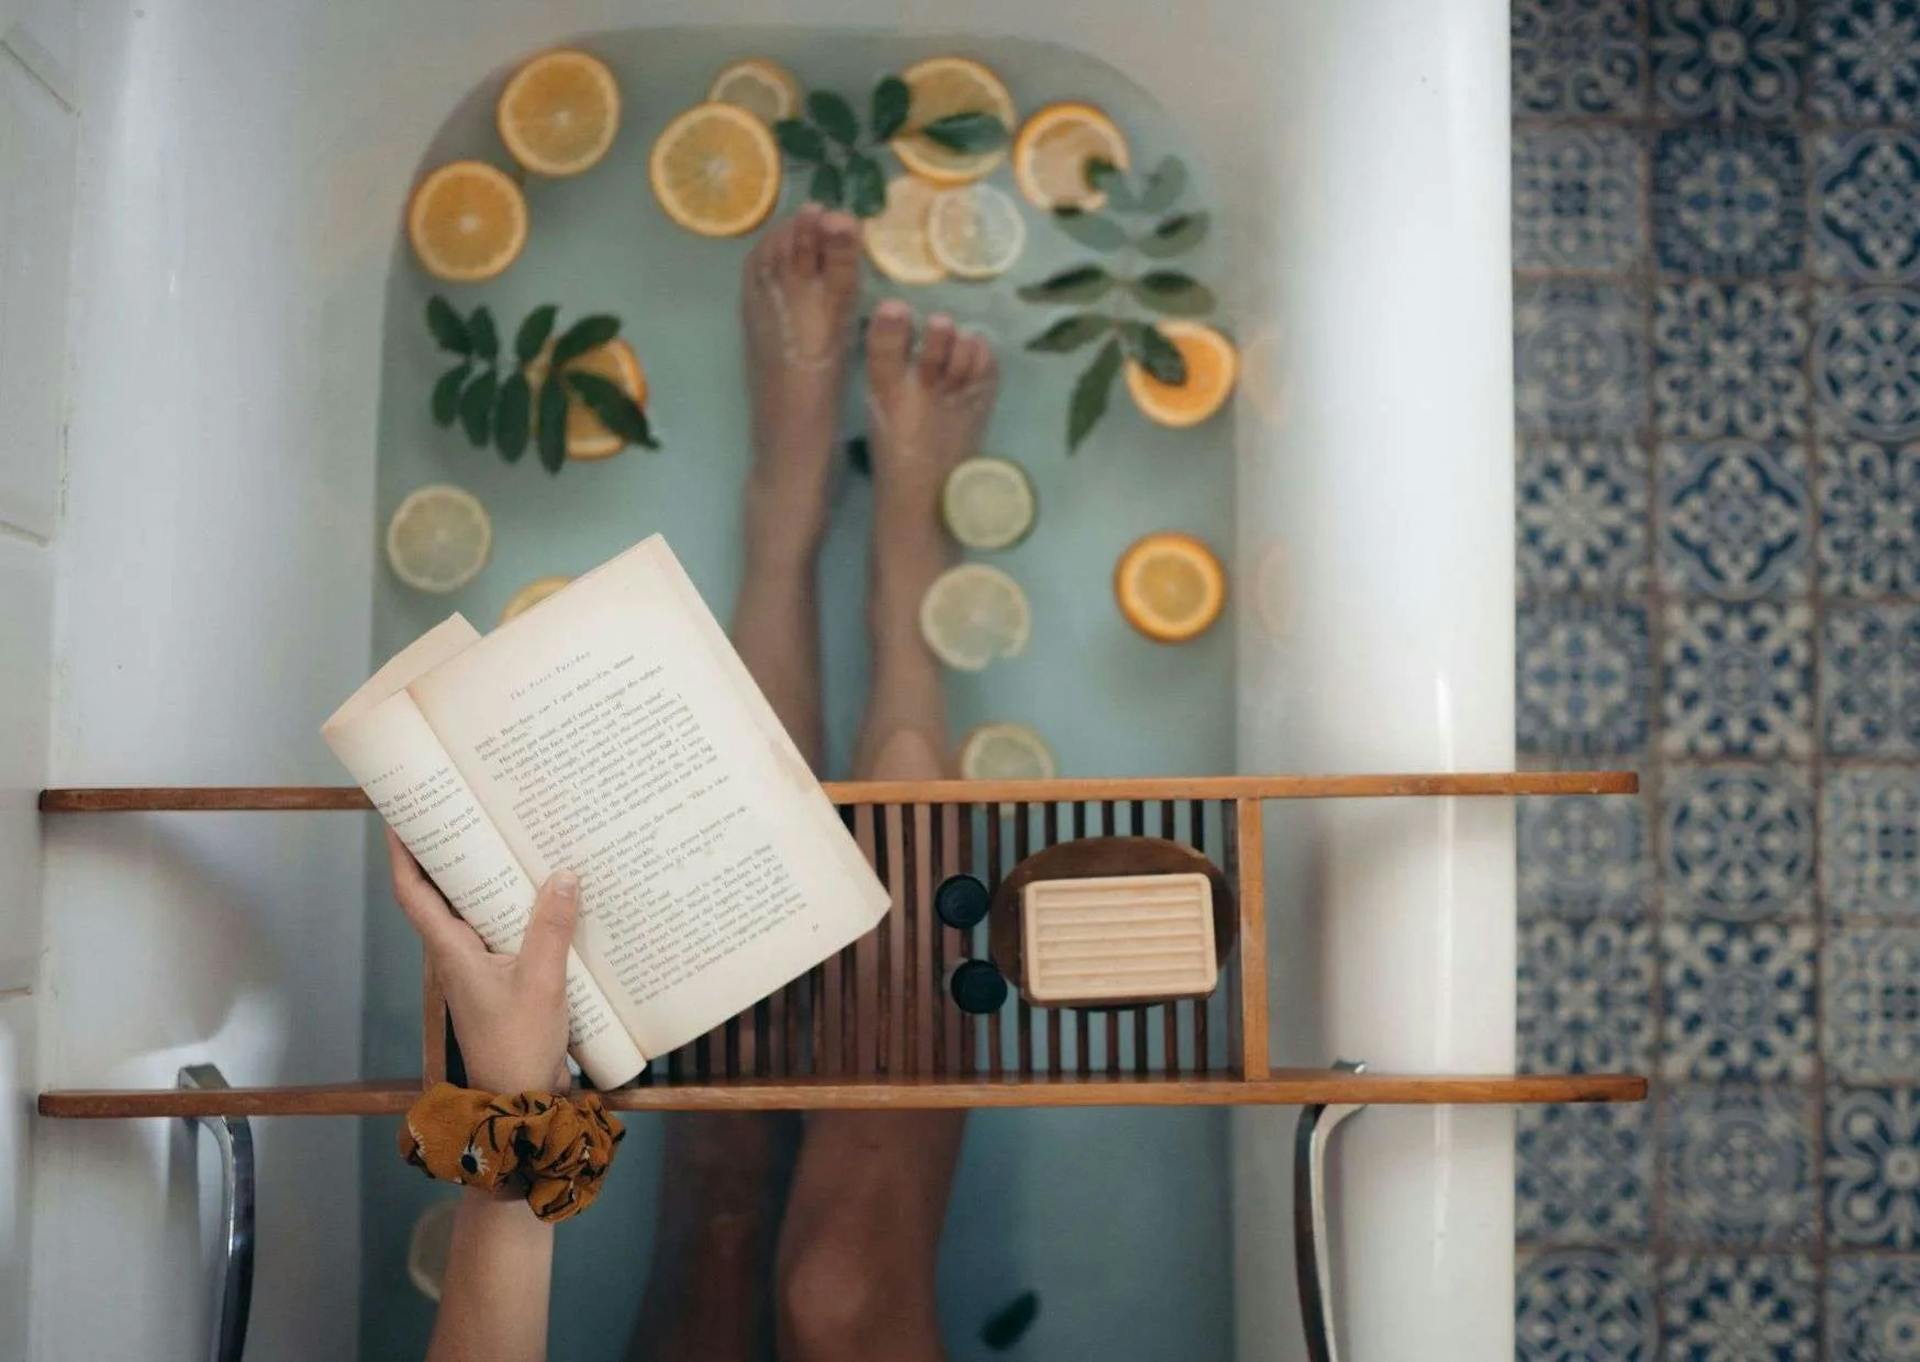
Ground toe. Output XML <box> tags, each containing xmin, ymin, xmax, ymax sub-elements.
<box><xmin>820</xmin><ymin>211</ymin><xmax>861</xmax><ymax>293</ymax></box>
<box><xmin>791</xmin><ymin>203</ymin><xmax>825</xmax><ymax>277</ymax></box>
<box><xmin>866</xmin><ymin>299</ymin><xmax>914</xmax><ymax>386</ymax></box>
<box><xmin>949</xmin><ymin>330</ymin><xmax>991</xmax><ymax>389</ymax></box>
<box><xmin>747</xmin><ymin>217</ymin><xmax>792</xmax><ymax>281</ymax></box>
<box><xmin>916</xmin><ymin>312</ymin><xmax>957</xmax><ymax>381</ymax></box>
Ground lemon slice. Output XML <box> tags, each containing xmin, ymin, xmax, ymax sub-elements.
<box><xmin>649</xmin><ymin>102</ymin><xmax>781</xmax><ymax>237</ymax></box>
<box><xmin>407</xmin><ymin>1200</ymin><xmax>456</xmax><ymax>1302</ymax></box>
<box><xmin>926</xmin><ymin>183</ymin><xmax>1026</xmax><ymax>280</ymax></box>
<box><xmin>406</xmin><ymin>161</ymin><xmax>528</xmax><ymax>282</ymax></box>
<box><xmin>1012</xmin><ymin>101</ymin><xmax>1131</xmax><ymax>211</ymax></box>
<box><xmin>941</xmin><ymin>457</ymin><xmax>1036</xmax><ymax>550</ymax></box>
<box><xmin>708</xmin><ymin>57</ymin><xmax>801</xmax><ymax>124</ymax></box>
<box><xmin>891</xmin><ymin>56</ymin><xmax>1016</xmax><ymax>184</ymax></box>
<box><xmin>1114</xmin><ymin>531</ymin><xmax>1226</xmax><ymax>643</ymax></box>
<box><xmin>919</xmin><ymin>563</ymin><xmax>1030</xmax><ymax>671</ymax></box>
<box><xmin>499</xmin><ymin>575</ymin><xmax>572</xmax><ymax>624</ymax></box>
<box><xmin>958</xmin><ymin>722</ymin><xmax>1056</xmax><ymax>781</ymax></box>
<box><xmin>863</xmin><ymin>176</ymin><xmax>947</xmax><ymax>284</ymax></box>
<box><xmin>496</xmin><ymin>49</ymin><xmax>621</xmax><ymax>176</ymax></box>
<box><xmin>386</xmin><ymin>484</ymin><xmax>491</xmax><ymax>594</ymax></box>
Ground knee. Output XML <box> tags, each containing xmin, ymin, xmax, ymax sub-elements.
<box><xmin>777</xmin><ymin>1233</ymin><xmax>888</xmax><ymax>1360</ymax></box>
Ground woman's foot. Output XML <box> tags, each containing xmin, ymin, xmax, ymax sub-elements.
<box><xmin>740</xmin><ymin>203</ymin><xmax>862</xmax><ymax>557</ymax></box>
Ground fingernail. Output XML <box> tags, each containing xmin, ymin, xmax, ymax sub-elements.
<box><xmin>553</xmin><ymin>871</ymin><xmax>578</xmax><ymax>898</ymax></box>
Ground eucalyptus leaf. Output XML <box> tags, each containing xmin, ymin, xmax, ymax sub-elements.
<box><xmin>1128</xmin><ymin>269</ymin><xmax>1216</xmax><ymax>316</ymax></box>
<box><xmin>568</xmin><ymin>372</ymin><xmax>658</xmax><ymax>449</ymax></box>
<box><xmin>1052</xmin><ymin>208</ymin><xmax>1128</xmax><ymax>252</ymax></box>
<box><xmin>1085</xmin><ymin>158</ymin><xmax>1136</xmax><ymax>212</ymax></box>
<box><xmin>514</xmin><ymin>304</ymin><xmax>558</xmax><ymax>363</ymax></box>
<box><xmin>870</xmin><ymin>75</ymin><xmax>910</xmax><ymax>141</ymax></box>
<box><xmin>431</xmin><ymin>362</ymin><xmax>470</xmax><ymax>427</ymax></box>
<box><xmin>550</xmin><ymin>313</ymin><xmax>620</xmax><ymax>368</ymax></box>
<box><xmin>810</xmin><ymin>161</ymin><xmax>845</xmax><ymax>208</ymax></box>
<box><xmin>1067</xmin><ymin>337</ymin><xmax>1124</xmax><ymax>453</ymax></box>
<box><xmin>1136</xmin><ymin>211</ymin><xmax>1209</xmax><ymax>258</ymax></box>
<box><xmin>980</xmin><ymin>1291</ymin><xmax>1040</xmax><ymax>1352</ymax></box>
<box><xmin>1026</xmin><ymin>313</ymin><xmax>1113</xmax><ymax>352</ymax></box>
<box><xmin>775</xmin><ymin>118</ymin><xmax>827</xmax><ymax>162</ymax></box>
<box><xmin>1138</xmin><ymin>156</ymin><xmax>1188</xmax><ymax>213</ymax></box>
<box><xmin>426</xmin><ymin>296</ymin><xmax>471</xmax><ymax>354</ymax></box>
<box><xmin>845</xmin><ymin>434</ymin><xmax>871</xmax><ymax>478</ymax></box>
<box><xmin>1016</xmin><ymin>264</ymin><xmax>1113</xmax><ymax>305</ymax></box>
<box><xmin>459</xmin><ymin>369</ymin><xmax>497</xmax><ymax>447</ymax></box>
<box><xmin>494</xmin><ymin>372</ymin><xmax>531</xmax><ymax>462</ymax></box>
<box><xmin>846</xmin><ymin>153</ymin><xmax>886</xmax><ymax>218</ymax></box>
<box><xmin>537</xmin><ymin>379</ymin><xmax>568</xmax><ymax>474</ymax></box>
<box><xmin>920</xmin><ymin>111</ymin><xmax>1008</xmax><ymax>154</ymax></box>
<box><xmin>1120</xmin><ymin>320</ymin><xmax>1188</xmax><ymax>385</ymax></box>
<box><xmin>467</xmin><ymin>306</ymin><xmax>498</xmax><ymax>361</ymax></box>
<box><xmin>807</xmin><ymin>90</ymin><xmax>859</xmax><ymax>146</ymax></box>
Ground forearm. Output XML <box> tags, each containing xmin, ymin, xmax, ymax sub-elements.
<box><xmin>427</xmin><ymin>1192</ymin><xmax>555</xmax><ymax>1362</ymax></box>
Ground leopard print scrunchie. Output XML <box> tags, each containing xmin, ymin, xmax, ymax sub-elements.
<box><xmin>399</xmin><ymin>1083</ymin><xmax>624</xmax><ymax>1223</ymax></box>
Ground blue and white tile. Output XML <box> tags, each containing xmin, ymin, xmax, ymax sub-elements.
<box><xmin>1662</xmin><ymin>765</ymin><xmax>1815</xmax><ymax>921</ymax></box>
<box><xmin>1518</xmin><ymin>1102</ymin><xmax>1652</xmax><ymax>1244</ymax></box>
<box><xmin>1824</xmin><ymin>768</ymin><xmax>1920</xmax><ymax>918</ymax></box>
<box><xmin>1651</xmin><ymin>0</ymin><xmax>1804</xmax><ymax>119</ymax></box>
<box><xmin>1814</xmin><ymin>130</ymin><xmax>1920</xmax><ymax>281</ymax></box>
<box><xmin>1823</xmin><ymin>603</ymin><xmax>1920</xmax><ymax>757</ymax></box>
<box><xmin>1516</xmin><ymin>280</ymin><xmax>1650</xmax><ymax>436</ymax></box>
<box><xmin>1659</xmin><ymin>441</ymin><xmax>1811</xmax><ymax>599</ymax></box>
<box><xmin>1654</xmin><ymin>282</ymin><xmax>1808</xmax><ymax>442</ymax></box>
<box><xmin>1513</xmin><ymin>0</ymin><xmax>1647</xmax><ymax>116</ymax></box>
<box><xmin>1826</xmin><ymin>926</ymin><xmax>1920</xmax><ymax>1081</ymax></box>
<box><xmin>1515</xmin><ymin>128</ymin><xmax>1647</xmax><ymax>272</ymax></box>
<box><xmin>1520</xmin><ymin>792</ymin><xmax>1653</xmax><ymax>919</ymax></box>
<box><xmin>1520</xmin><ymin>601</ymin><xmax>1652</xmax><ymax>757</ymax></box>
<box><xmin>1827</xmin><ymin>1086</ymin><xmax>1920</xmax><ymax>1249</ymax></box>
<box><xmin>1820</xmin><ymin>441</ymin><xmax>1920</xmax><ymax>596</ymax></box>
<box><xmin>1520</xmin><ymin>917</ymin><xmax>1657</xmax><ymax>1075</ymax></box>
<box><xmin>1660</xmin><ymin>1255</ymin><xmax>1818</xmax><ymax>1362</ymax></box>
<box><xmin>1661</xmin><ymin>601</ymin><xmax>1815</xmax><ymax>759</ymax></box>
<box><xmin>1810</xmin><ymin>0</ymin><xmax>1920</xmax><ymax>122</ymax></box>
<box><xmin>1661</xmin><ymin>920</ymin><xmax>1816</xmax><ymax>1081</ymax></box>
<box><xmin>1826</xmin><ymin>1257</ymin><xmax>1920</xmax><ymax>1362</ymax></box>
<box><xmin>1518</xmin><ymin>437</ymin><xmax>1651</xmax><ymax>595</ymax></box>
<box><xmin>1812</xmin><ymin>286</ymin><xmax>1920</xmax><ymax>441</ymax></box>
<box><xmin>1654</xmin><ymin>127</ymin><xmax>1805</xmax><ymax>276</ymax></box>
<box><xmin>1661</xmin><ymin>1085</ymin><xmax>1817</xmax><ymax>1246</ymax></box>
<box><xmin>1518</xmin><ymin>1248</ymin><xmax>1656</xmax><ymax>1362</ymax></box>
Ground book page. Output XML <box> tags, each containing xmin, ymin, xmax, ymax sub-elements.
<box><xmin>409</xmin><ymin>536</ymin><xmax>889</xmax><ymax>1058</ymax></box>
<box><xmin>323</xmin><ymin>619</ymin><xmax>645</xmax><ymax>1088</ymax></box>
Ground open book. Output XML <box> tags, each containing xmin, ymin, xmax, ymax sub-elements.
<box><xmin>323</xmin><ymin>535</ymin><xmax>889</xmax><ymax>1088</ymax></box>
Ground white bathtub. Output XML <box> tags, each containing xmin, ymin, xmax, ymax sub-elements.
<box><xmin>14</xmin><ymin>0</ymin><xmax>1513</xmax><ymax>1357</ymax></box>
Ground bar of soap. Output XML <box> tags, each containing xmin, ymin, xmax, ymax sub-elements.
<box><xmin>1021</xmin><ymin>872</ymin><xmax>1218</xmax><ymax>1006</ymax></box>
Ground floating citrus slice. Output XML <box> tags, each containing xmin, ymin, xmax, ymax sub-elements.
<box><xmin>926</xmin><ymin>183</ymin><xmax>1027</xmax><ymax>280</ymax></box>
<box><xmin>1114</xmin><ymin>532</ymin><xmax>1226</xmax><ymax>644</ymax></box>
<box><xmin>499</xmin><ymin>575</ymin><xmax>573</xmax><ymax>625</ymax></box>
<box><xmin>406</xmin><ymin>161</ymin><xmax>528</xmax><ymax>282</ymax></box>
<box><xmin>649</xmin><ymin>102</ymin><xmax>781</xmax><ymax>237</ymax></box>
<box><xmin>386</xmin><ymin>484</ymin><xmax>492</xmax><ymax>594</ymax></box>
<box><xmin>1012</xmin><ymin>101</ymin><xmax>1130</xmax><ymax>211</ymax></box>
<box><xmin>890</xmin><ymin>56</ymin><xmax>1016</xmax><ymax>185</ymax></box>
<box><xmin>941</xmin><ymin>457</ymin><xmax>1036</xmax><ymax>550</ymax></box>
<box><xmin>496</xmin><ymin>49</ymin><xmax>621</xmax><ymax>176</ymax></box>
<box><xmin>959</xmin><ymin>722</ymin><xmax>1057</xmax><ymax>781</ymax></box>
<box><xmin>1124</xmin><ymin>321</ymin><xmax>1238</xmax><ymax>428</ymax></box>
<box><xmin>707</xmin><ymin>57</ymin><xmax>801</xmax><ymax>125</ymax></box>
<box><xmin>919</xmin><ymin>563</ymin><xmax>1031</xmax><ymax>671</ymax></box>
<box><xmin>863</xmin><ymin>175</ymin><xmax>947</xmax><ymax>284</ymax></box>
<box><xmin>525</xmin><ymin>336</ymin><xmax>648</xmax><ymax>459</ymax></box>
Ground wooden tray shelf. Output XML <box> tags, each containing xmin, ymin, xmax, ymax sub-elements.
<box><xmin>36</xmin><ymin>772</ymin><xmax>1644</xmax><ymax>1118</ymax></box>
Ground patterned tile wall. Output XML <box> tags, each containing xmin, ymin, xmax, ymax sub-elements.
<box><xmin>1512</xmin><ymin>2</ymin><xmax>1920</xmax><ymax>1358</ymax></box>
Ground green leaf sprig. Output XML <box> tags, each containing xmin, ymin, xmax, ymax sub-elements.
<box><xmin>1016</xmin><ymin>156</ymin><xmax>1222</xmax><ymax>453</ymax></box>
<box><xmin>425</xmin><ymin>298</ymin><xmax>658</xmax><ymax>472</ymax></box>
<box><xmin>775</xmin><ymin>74</ymin><xmax>1009</xmax><ymax>218</ymax></box>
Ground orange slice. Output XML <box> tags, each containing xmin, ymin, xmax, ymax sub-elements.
<box><xmin>1012</xmin><ymin>101</ymin><xmax>1130</xmax><ymax>211</ymax></box>
<box><xmin>863</xmin><ymin>176</ymin><xmax>947</xmax><ymax>284</ymax></box>
<box><xmin>1124</xmin><ymin>322</ymin><xmax>1238</xmax><ymax>428</ymax></box>
<box><xmin>649</xmin><ymin>102</ymin><xmax>781</xmax><ymax>237</ymax></box>
<box><xmin>890</xmin><ymin>56</ymin><xmax>1016</xmax><ymax>185</ymax></box>
<box><xmin>708</xmin><ymin>57</ymin><xmax>801</xmax><ymax>125</ymax></box>
<box><xmin>525</xmin><ymin>336</ymin><xmax>648</xmax><ymax>459</ymax></box>
<box><xmin>406</xmin><ymin>161</ymin><xmax>528</xmax><ymax>282</ymax></box>
<box><xmin>1114</xmin><ymin>532</ymin><xmax>1226</xmax><ymax>644</ymax></box>
<box><xmin>499</xmin><ymin>575</ymin><xmax>573</xmax><ymax>624</ymax></box>
<box><xmin>496</xmin><ymin>50</ymin><xmax>621</xmax><ymax>176</ymax></box>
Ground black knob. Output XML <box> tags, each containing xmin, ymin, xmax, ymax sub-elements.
<box><xmin>935</xmin><ymin>873</ymin><xmax>990</xmax><ymax>929</ymax></box>
<box><xmin>949</xmin><ymin>960</ymin><xmax>1008</xmax><ymax>1015</ymax></box>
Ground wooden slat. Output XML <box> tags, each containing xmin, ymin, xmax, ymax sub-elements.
<box><xmin>872</xmin><ymin>804</ymin><xmax>891</xmax><ymax>1078</ymax></box>
<box><xmin>985</xmin><ymin>805</ymin><xmax>1004</xmax><ymax>1077</ymax></box>
<box><xmin>422</xmin><ymin>956</ymin><xmax>447</xmax><ymax>1087</ymax></box>
<box><xmin>1222</xmin><ymin>799</ymin><xmax>1243</xmax><ymax>1075</ymax></box>
<box><xmin>929</xmin><ymin>804</ymin><xmax>947</xmax><ymax>1077</ymax></box>
<box><xmin>956</xmin><ymin>803</ymin><xmax>975</xmax><ymax>1075</ymax></box>
<box><xmin>1101</xmin><ymin>800</ymin><xmax>1119</xmax><ymax>1075</ymax></box>
<box><xmin>1190</xmin><ymin>798</ymin><xmax>1210</xmax><ymax>1070</ymax></box>
<box><xmin>1235</xmin><ymin>798</ymin><xmax>1270</xmax><ymax>1080</ymax></box>
<box><xmin>38</xmin><ymin>1070</ymin><xmax>1650</xmax><ymax>1119</ymax></box>
<box><xmin>902</xmin><ymin>803</ymin><xmax>920</xmax><ymax>1076</ymax></box>
<box><xmin>1013</xmin><ymin>803</ymin><xmax>1033</xmax><ymax>1078</ymax></box>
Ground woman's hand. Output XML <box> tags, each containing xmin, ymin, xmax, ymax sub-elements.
<box><xmin>387</xmin><ymin>830</ymin><xmax>576</xmax><ymax>1094</ymax></box>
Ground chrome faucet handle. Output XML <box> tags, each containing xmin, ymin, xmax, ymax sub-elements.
<box><xmin>179</xmin><ymin>1064</ymin><xmax>254</xmax><ymax>1362</ymax></box>
<box><xmin>1293</xmin><ymin>1058</ymin><xmax>1368</xmax><ymax>1362</ymax></box>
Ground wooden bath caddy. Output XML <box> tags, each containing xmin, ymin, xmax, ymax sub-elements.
<box><xmin>36</xmin><ymin>772</ymin><xmax>1647</xmax><ymax>1119</ymax></box>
